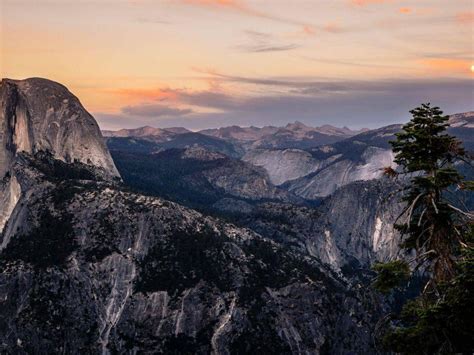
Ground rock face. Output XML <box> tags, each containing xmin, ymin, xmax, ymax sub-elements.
<box><xmin>206</xmin><ymin>178</ymin><xmax>403</xmax><ymax>271</ymax></box>
<box><xmin>0</xmin><ymin>79</ymin><xmax>385</xmax><ymax>354</ymax></box>
<box><xmin>0</xmin><ymin>78</ymin><xmax>119</xmax><ymax>231</ymax></box>
<box><xmin>0</xmin><ymin>78</ymin><xmax>119</xmax><ymax>178</ymax></box>
<box><xmin>243</xmin><ymin>148</ymin><xmax>333</xmax><ymax>185</ymax></box>
<box><xmin>109</xmin><ymin>146</ymin><xmax>302</xmax><ymax>210</ymax></box>
<box><xmin>316</xmin><ymin>179</ymin><xmax>403</xmax><ymax>268</ymax></box>
<box><xmin>285</xmin><ymin>146</ymin><xmax>395</xmax><ymax>198</ymax></box>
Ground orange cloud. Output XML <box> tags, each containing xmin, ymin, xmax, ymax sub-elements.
<box><xmin>323</xmin><ymin>22</ymin><xmax>342</xmax><ymax>33</ymax></box>
<box><xmin>302</xmin><ymin>25</ymin><xmax>316</xmax><ymax>36</ymax></box>
<box><xmin>420</xmin><ymin>58</ymin><xmax>473</xmax><ymax>75</ymax></box>
<box><xmin>180</xmin><ymin>0</ymin><xmax>266</xmax><ymax>18</ymax></box>
<box><xmin>351</xmin><ymin>0</ymin><xmax>391</xmax><ymax>6</ymax></box>
<box><xmin>456</xmin><ymin>11</ymin><xmax>474</xmax><ymax>24</ymax></box>
<box><xmin>179</xmin><ymin>0</ymin><xmax>339</xmax><ymax>34</ymax></box>
<box><xmin>399</xmin><ymin>7</ymin><xmax>411</xmax><ymax>14</ymax></box>
<box><xmin>109</xmin><ymin>88</ymin><xmax>179</xmax><ymax>102</ymax></box>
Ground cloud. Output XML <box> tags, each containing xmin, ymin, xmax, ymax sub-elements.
<box><xmin>302</xmin><ymin>25</ymin><xmax>316</xmax><ymax>35</ymax></box>
<box><xmin>399</xmin><ymin>7</ymin><xmax>411</xmax><ymax>14</ymax></box>
<box><xmin>299</xmin><ymin>56</ymin><xmax>408</xmax><ymax>69</ymax></box>
<box><xmin>322</xmin><ymin>22</ymin><xmax>342</xmax><ymax>33</ymax></box>
<box><xmin>350</xmin><ymin>0</ymin><xmax>392</xmax><ymax>6</ymax></box>
<box><xmin>456</xmin><ymin>11</ymin><xmax>474</xmax><ymax>24</ymax></box>
<box><xmin>242</xmin><ymin>44</ymin><xmax>300</xmax><ymax>52</ymax></box>
<box><xmin>179</xmin><ymin>0</ymin><xmax>292</xmax><ymax>25</ymax></box>
<box><xmin>191</xmin><ymin>68</ymin><xmax>331</xmax><ymax>88</ymax></box>
<box><xmin>244</xmin><ymin>30</ymin><xmax>272</xmax><ymax>38</ymax></box>
<box><xmin>110</xmin><ymin>88</ymin><xmax>178</xmax><ymax>101</ymax></box>
<box><xmin>121</xmin><ymin>104</ymin><xmax>192</xmax><ymax>117</ymax></box>
<box><xmin>178</xmin><ymin>90</ymin><xmax>238</xmax><ymax>110</ymax></box>
<box><xmin>421</xmin><ymin>51</ymin><xmax>473</xmax><ymax>61</ymax></box>
<box><xmin>176</xmin><ymin>0</ymin><xmax>340</xmax><ymax>34</ymax></box>
<box><xmin>96</xmin><ymin>77</ymin><xmax>473</xmax><ymax>130</ymax></box>
<box><xmin>238</xmin><ymin>29</ymin><xmax>301</xmax><ymax>52</ymax></box>
<box><xmin>420</xmin><ymin>58</ymin><xmax>473</xmax><ymax>74</ymax></box>
<box><xmin>136</xmin><ymin>17</ymin><xmax>172</xmax><ymax>24</ymax></box>
<box><xmin>180</xmin><ymin>0</ymin><xmax>261</xmax><ymax>17</ymax></box>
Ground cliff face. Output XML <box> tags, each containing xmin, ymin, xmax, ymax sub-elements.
<box><xmin>0</xmin><ymin>78</ymin><xmax>119</xmax><ymax>231</ymax></box>
<box><xmin>208</xmin><ymin>178</ymin><xmax>403</xmax><ymax>272</ymax></box>
<box><xmin>242</xmin><ymin>148</ymin><xmax>325</xmax><ymax>185</ymax></box>
<box><xmin>0</xmin><ymin>78</ymin><xmax>119</xmax><ymax>178</ymax></box>
<box><xmin>285</xmin><ymin>147</ymin><xmax>395</xmax><ymax>198</ymax></box>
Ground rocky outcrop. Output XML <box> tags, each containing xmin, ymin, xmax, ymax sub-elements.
<box><xmin>243</xmin><ymin>148</ymin><xmax>337</xmax><ymax>185</ymax></box>
<box><xmin>0</xmin><ymin>78</ymin><xmax>119</xmax><ymax>178</ymax></box>
<box><xmin>316</xmin><ymin>179</ymin><xmax>404</xmax><ymax>268</ymax></box>
<box><xmin>0</xmin><ymin>175</ymin><xmax>21</xmax><ymax>235</ymax></box>
<box><xmin>285</xmin><ymin>146</ymin><xmax>395</xmax><ymax>198</ymax></box>
<box><xmin>213</xmin><ymin>178</ymin><xmax>403</xmax><ymax>271</ymax></box>
<box><xmin>0</xmin><ymin>78</ymin><xmax>119</xmax><ymax>231</ymax></box>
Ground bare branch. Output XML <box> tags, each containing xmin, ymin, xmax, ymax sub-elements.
<box><xmin>448</xmin><ymin>204</ymin><xmax>474</xmax><ymax>220</ymax></box>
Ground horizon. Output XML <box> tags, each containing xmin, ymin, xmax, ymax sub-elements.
<box><xmin>100</xmin><ymin>110</ymin><xmax>472</xmax><ymax>132</ymax></box>
<box><xmin>2</xmin><ymin>0</ymin><xmax>473</xmax><ymax>130</ymax></box>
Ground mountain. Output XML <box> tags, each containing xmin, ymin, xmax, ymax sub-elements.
<box><xmin>109</xmin><ymin>146</ymin><xmax>302</xmax><ymax>211</ymax></box>
<box><xmin>108</xmin><ymin>141</ymin><xmax>405</xmax><ymax>272</ymax></box>
<box><xmin>244</xmin><ymin>124</ymin><xmax>400</xmax><ymax>196</ymax></box>
<box><xmin>0</xmin><ymin>78</ymin><xmax>119</xmax><ymax>231</ymax></box>
<box><xmin>449</xmin><ymin>111</ymin><xmax>474</xmax><ymax>128</ymax></box>
<box><xmin>448</xmin><ymin>111</ymin><xmax>474</xmax><ymax>151</ymax></box>
<box><xmin>105</xmin><ymin>133</ymin><xmax>243</xmax><ymax>158</ymax></box>
<box><xmin>102</xmin><ymin>126</ymin><xmax>170</xmax><ymax>138</ymax></box>
<box><xmin>0</xmin><ymin>78</ymin><xmax>385</xmax><ymax>353</ymax></box>
<box><xmin>219</xmin><ymin>178</ymin><xmax>404</xmax><ymax>271</ymax></box>
<box><xmin>102</xmin><ymin>126</ymin><xmax>191</xmax><ymax>138</ymax></box>
<box><xmin>199</xmin><ymin>121</ymin><xmax>367</xmax><ymax>151</ymax></box>
<box><xmin>102</xmin><ymin>121</ymin><xmax>369</xmax><ymax>157</ymax></box>
<box><xmin>243</xmin><ymin>148</ymin><xmax>335</xmax><ymax>186</ymax></box>
<box><xmin>246</xmin><ymin>115</ymin><xmax>473</xmax><ymax>199</ymax></box>
<box><xmin>0</xmin><ymin>78</ymin><xmax>119</xmax><ymax>178</ymax></box>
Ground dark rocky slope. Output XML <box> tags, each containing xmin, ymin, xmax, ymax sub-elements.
<box><xmin>109</xmin><ymin>146</ymin><xmax>302</xmax><ymax>211</ymax></box>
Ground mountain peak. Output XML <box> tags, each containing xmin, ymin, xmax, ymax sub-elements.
<box><xmin>286</xmin><ymin>121</ymin><xmax>309</xmax><ymax>130</ymax></box>
<box><xmin>0</xmin><ymin>77</ymin><xmax>119</xmax><ymax>178</ymax></box>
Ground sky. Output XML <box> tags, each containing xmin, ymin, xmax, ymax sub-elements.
<box><xmin>1</xmin><ymin>0</ymin><xmax>473</xmax><ymax>130</ymax></box>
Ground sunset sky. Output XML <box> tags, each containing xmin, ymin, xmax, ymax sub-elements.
<box><xmin>1</xmin><ymin>0</ymin><xmax>473</xmax><ymax>130</ymax></box>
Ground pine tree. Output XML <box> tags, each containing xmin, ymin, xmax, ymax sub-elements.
<box><xmin>373</xmin><ymin>103</ymin><xmax>474</xmax><ymax>353</ymax></box>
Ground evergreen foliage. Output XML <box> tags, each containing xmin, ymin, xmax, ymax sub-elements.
<box><xmin>373</xmin><ymin>103</ymin><xmax>474</xmax><ymax>353</ymax></box>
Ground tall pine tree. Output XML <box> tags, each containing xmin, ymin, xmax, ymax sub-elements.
<box><xmin>373</xmin><ymin>103</ymin><xmax>473</xmax><ymax>353</ymax></box>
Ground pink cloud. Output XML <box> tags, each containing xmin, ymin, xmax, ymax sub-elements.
<box><xmin>178</xmin><ymin>0</ymin><xmax>341</xmax><ymax>34</ymax></box>
<box><xmin>399</xmin><ymin>7</ymin><xmax>411</xmax><ymax>14</ymax></box>
<box><xmin>456</xmin><ymin>11</ymin><xmax>474</xmax><ymax>24</ymax></box>
<box><xmin>351</xmin><ymin>0</ymin><xmax>391</xmax><ymax>6</ymax></box>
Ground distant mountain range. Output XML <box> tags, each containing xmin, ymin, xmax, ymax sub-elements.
<box><xmin>103</xmin><ymin>121</ymin><xmax>369</xmax><ymax>153</ymax></box>
<box><xmin>103</xmin><ymin>112</ymin><xmax>474</xmax><ymax>198</ymax></box>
